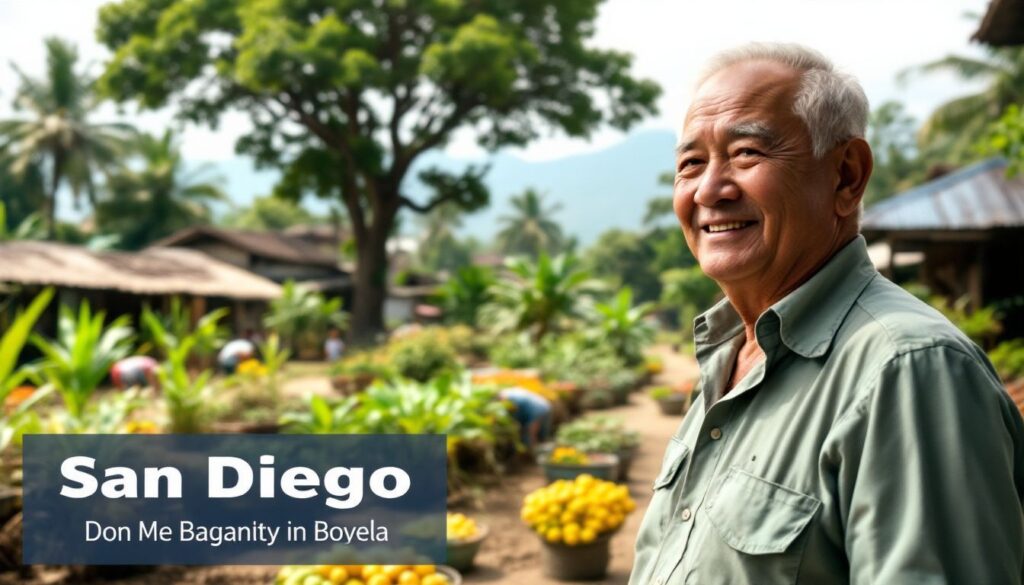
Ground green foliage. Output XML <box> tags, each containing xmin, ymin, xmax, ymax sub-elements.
<box><xmin>484</xmin><ymin>253</ymin><xmax>602</xmax><ymax>342</ymax></box>
<box><xmin>660</xmin><ymin>265</ymin><xmax>721</xmax><ymax>335</ymax></box>
<box><xmin>538</xmin><ymin>333</ymin><xmax>638</xmax><ymax>395</ymax></box>
<box><xmin>96</xmin><ymin>130</ymin><xmax>224</xmax><ymax>249</ymax></box>
<box><xmin>647</xmin><ymin>386</ymin><xmax>673</xmax><ymax>401</ymax></box>
<box><xmin>583</xmin><ymin>229</ymin><xmax>661</xmax><ymax>303</ymax></box>
<box><xmin>0</xmin><ymin>288</ymin><xmax>53</xmax><ymax>401</ymax></box>
<box><xmin>282</xmin><ymin>373</ymin><xmax>515</xmax><ymax>443</ymax></box>
<box><xmin>555</xmin><ymin>415</ymin><xmax>639</xmax><ymax>454</ymax></box>
<box><xmin>220</xmin><ymin>195</ymin><xmax>316</xmax><ymax>231</ymax></box>
<box><xmin>438</xmin><ymin>265</ymin><xmax>495</xmax><ymax>326</ymax></box>
<box><xmin>902</xmin><ymin>45</ymin><xmax>1024</xmax><ymax>164</ymax></box>
<box><xmin>259</xmin><ymin>333</ymin><xmax>291</xmax><ymax>406</ymax></box>
<box><xmin>587</xmin><ymin>288</ymin><xmax>655</xmax><ymax>367</ymax></box>
<box><xmin>30</xmin><ymin>301</ymin><xmax>135</xmax><ymax>420</ymax></box>
<box><xmin>97</xmin><ymin>0</ymin><xmax>659</xmax><ymax>341</ymax></box>
<box><xmin>388</xmin><ymin>329</ymin><xmax>459</xmax><ymax>382</ymax></box>
<box><xmin>0</xmin><ymin>162</ymin><xmax>45</xmax><ymax>233</ymax></box>
<box><xmin>157</xmin><ymin>336</ymin><xmax>214</xmax><ymax>433</ymax></box>
<box><xmin>930</xmin><ymin>295</ymin><xmax>1003</xmax><ymax>349</ymax></box>
<box><xmin>264</xmin><ymin>280</ymin><xmax>349</xmax><ymax>355</ymax></box>
<box><xmin>487</xmin><ymin>333</ymin><xmax>540</xmax><ymax>369</ymax></box>
<box><xmin>989</xmin><ymin>339</ymin><xmax>1024</xmax><ymax>381</ymax></box>
<box><xmin>980</xmin><ymin>104</ymin><xmax>1024</xmax><ymax>177</ymax></box>
<box><xmin>0</xmin><ymin>201</ymin><xmax>45</xmax><ymax>241</ymax></box>
<box><xmin>496</xmin><ymin>189</ymin><xmax>566</xmax><ymax>257</ymax></box>
<box><xmin>0</xmin><ymin>37</ymin><xmax>136</xmax><ymax>236</ymax></box>
<box><xmin>141</xmin><ymin>297</ymin><xmax>229</xmax><ymax>360</ymax></box>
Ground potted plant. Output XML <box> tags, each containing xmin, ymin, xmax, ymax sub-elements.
<box><xmin>540</xmin><ymin>447</ymin><xmax>619</xmax><ymax>482</ymax></box>
<box><xmin>649</xmin><ymin>385</ymin><xmax>690</xmax><ymax>416</ymax></box>
<box><xmin>446</xmin><ymin>512</ymin><xmax>487</xmax><ymax>572</ymax></box>
<box><xmin>521</xmin><ymin>474</ymin><xmax>637</xmax><ymax>580</ymax></box>
<box><xmin>555</xmin><ymin>416</ymin><xmax>641</xmax><ymax>481</ymax></box>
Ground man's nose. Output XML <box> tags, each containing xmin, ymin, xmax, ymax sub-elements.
<box><xmin>693</xmin><ymin>158</ymin><xmax>741</xmax><ymax>207</ymax></box>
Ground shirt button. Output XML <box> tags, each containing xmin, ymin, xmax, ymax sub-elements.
<box><xmin>681</xmin><ymin>507</ymin><xmax>692</xmax><ymax>521</ymax></box>
<box><xmin>710</xmin><ymin>427</ymin><xmax>722</xmax><ymax>440</ymax></box>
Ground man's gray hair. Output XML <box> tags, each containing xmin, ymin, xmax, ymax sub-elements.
<box><xmin>696</xmin><ymin>43</ymin><xmax>869</xmax><ymax>159</ymax></box>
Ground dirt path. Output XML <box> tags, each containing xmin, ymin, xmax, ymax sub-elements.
<box><xmin>461</xmin><ymin>344</ymin><xmax>698</xmax><ymax>584</ymax></box>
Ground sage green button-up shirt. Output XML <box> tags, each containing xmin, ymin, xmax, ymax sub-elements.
<box><xmin>630</xmin><ymin>236</ymin><xmax>1024</xmax><ymax>585</ymax></box>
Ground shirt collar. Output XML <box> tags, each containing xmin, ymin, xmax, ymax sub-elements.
<box><xmin>693</xmin><ymin>235</ymin><xmax>878</xmax><ymax>359</ymax></box>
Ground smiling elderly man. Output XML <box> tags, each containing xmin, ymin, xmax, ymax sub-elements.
<box><xmin>630</xmin><ymin>43</ymin><xmax>1024</xmax><ymax>585</ymax></box>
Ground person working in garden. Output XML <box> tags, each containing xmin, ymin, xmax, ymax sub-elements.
<box><xmin>631</xmin><ymin>42</ymin><xmax>1024</xmax><ymax>585</ymax></box>
<box><xmin>499</xmin><ymin>387</ymin><xmax>552</xmax><ymax>453</ymax></box>
<box><xmin>217</xmin><ymin>338</ymin><xmax>256</xmax><ymax>374</ymax></box>
<box><xmin>110</xmin><ymin>355</ymin><xmax>160</xmax><ymax>391</ymax></box>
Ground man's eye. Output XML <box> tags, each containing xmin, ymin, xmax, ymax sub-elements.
<box><xmin>736</xmin><ymin>148</ymin><xmax>761</xmax><ymax>157</ymax></box>
<box><xmin>678</xmin><ymin>158</ymin><xmax>704</xmax><ymax>171</ymax></box>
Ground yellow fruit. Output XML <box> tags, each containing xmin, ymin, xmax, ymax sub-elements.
<box><xmin>580</xmin><ymin>527</ymin><xmax>597</xmax><ymax>543</ymax></box>
<box><xmin>398</xmin><ymin>570</ymin><xmax>421</xmax><ymax>585</ymax></box>
<box><xmin>367</xmin><ymin>574</ymin><xmax>392</xmax><ymax>585</ymax></box>
<box><xmin>421</xmin><ymin>575</ymin><xmax>448</xmax><ymax>585</ymax></box>
<box><xmin>384</xmin><ymin>566</ymin><xmax>405</xmax><ymax>579</ymax></box>
<box><xmin>327</xmin><ymin>567</ymin><xmax>349</xmax><ymax>584</ymax></box>
<box><xmin>545</xmin><ymin>527</ymin><xmax>562</xmax><ymax>543</ymax></box>
<box><xmin>413</xmin><ymin>565</ymin><xmax>436</xmax><ymax>576</ymax></box>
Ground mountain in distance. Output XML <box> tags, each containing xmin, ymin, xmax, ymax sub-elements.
<box><xmin>206</xmin><ymin>129</ymin><xmax>678</xmax><ymax>245</ymax></box>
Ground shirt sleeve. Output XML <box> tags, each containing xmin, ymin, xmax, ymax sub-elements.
<box><xmin>825</xmin><ymin>344</ymin><xmax>1024</xmax><ymax>584</ymax></box>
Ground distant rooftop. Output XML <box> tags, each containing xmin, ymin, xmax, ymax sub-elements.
<box><xmin>862</xmin><ymin>158</ymin><xmax>1024</xmax><ymax>233</ymax></box>
<box><xmin>151</xmin><ymin>226</ymin><xmax>340</xmax><ymax>267</ymax></box>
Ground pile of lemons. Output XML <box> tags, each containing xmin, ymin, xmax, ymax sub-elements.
<box><xmin>520</xmin><ymin>474</ymin><xmax>636</xmax><ymax>546</ymax></box>
<box><xmin>275</xmin><ymin>565</ymin><xmax>450</xmax><ymax>585</ymax></box>
<box><xmin>446</xmin><ymin>512</ymin><xmax>478</xmax><ymax>541</ymax></box>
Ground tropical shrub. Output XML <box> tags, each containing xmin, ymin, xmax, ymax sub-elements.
<box><xmin>587</xmin><ymin>288</ymin><xmax>655</xmax><ymax>367</ymax></box>
<box><xmin>487</xmin><ymin>333</ymin><xmax>540</xmax><ymax>369</ymax></box>
<box><xmin>555</xmin><ymin>415</ymin><xmax>640</xmax><ymax>454</ymax></box>
<box><xmin>387</xmin><ymin>329</ymin><xmax>459</xmax><ymax>382</ymax></box>
<box><xmin>158</xmin><ymin>336</ymin><xmax>214</xmax><ymax>433</ymax></box>
<box><xmin>990</xmin><ymin>339</ymin><xmax>1024</xmax><ymax>381</ymax></box>
<box><xmin>438</xmin><ymin>265</ymin><xmax>494</xmax><ymax>326</ymax></box>
<box><xmin>660</xmin><ymin>265</ymin><xmax>721</xmax><ymax>337</ymax></box>
<box><xmin>264</xmin><ymin>280</ymin><xmax>349</xmax><ymax>356</ymax></box>
<box><xmin>930</xmin><ymin>295</ymin><xmax>1003</xmax><ymax>349</ymax></box>
<box><xmin>31</xmin><ymin>301</ymin><xmax>134</xmax><ymax>420</ymax></box>
<box><xmin>0</xmin><ymin>288</ymin><xmax>54</xmax><ymax>454</ymax></box>
<box><xmin>483</xmin><ymin>253</ymin><xmax>602</xmax><ymax>343</ymax></box>
<box><xmin>141</xmin><ymin>297</ymin><xmax>228</xmax><ymax>360</ymax></box>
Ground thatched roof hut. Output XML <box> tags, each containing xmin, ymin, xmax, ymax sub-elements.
<box><xmin>974</xmin><ymin>0</ymin><xmax>1024</xmax><ymax>46</ymax></box>
<box><xmin>0</xmin><ymin>241</ymin><xmax>282</xmax><ymax>299</ymax></box>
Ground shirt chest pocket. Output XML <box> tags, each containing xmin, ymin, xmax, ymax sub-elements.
<box><xmin>700</xmin><ymin>467</ymin><xmax>820</xmax><ymax>585</ymax></box>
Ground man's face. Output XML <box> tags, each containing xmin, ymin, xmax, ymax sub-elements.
<box><xmin>674</xmin><ymin>60</ymin><xmax>839</xmax><ymax>287</ymax></box>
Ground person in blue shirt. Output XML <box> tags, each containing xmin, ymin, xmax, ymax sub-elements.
<box><xmin>499</xmin><ymin>387</ymin><xmax>552</xmax><ymax>452</ymax></box>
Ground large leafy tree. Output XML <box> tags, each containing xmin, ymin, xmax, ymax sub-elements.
<box><xmin>902</xmin><ymin>46</ymin><xmax>1024</xmax><ymax>163</ymax></box>
<box><xmin>96</xmin><ymin>130</ymin><xmax>225</xmax><ymax>249</ymax></box>
<box><xmin>864</xmin><ymin>101</ymin><xmax>929</xmax><ymax>205</ymax></box>
<box><xmin>96</xmin><ymin>0</ymin><xmax>659</xmax><ymax>343</ymax></box>
<box><xmin>0</xmin><ymin>37</ymin><xmax>136</xmax><ymax>237</ymax></box>
<box><xmin>495</xmin><ymin>188</ymin><xmax>565</xmax><ymax>257</ymax></box>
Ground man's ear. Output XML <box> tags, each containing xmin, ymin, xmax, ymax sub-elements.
<box><xmin>833</xmin><ymin>137</ymin><xmax>873</xmax><ymax>218</ymax></box>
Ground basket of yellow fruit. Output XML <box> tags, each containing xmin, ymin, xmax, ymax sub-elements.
<box><xmin>446</xmin><ymin>512</ymin><xmax>487</xmax><ymax>572</ymax></box>
<box><xmin>540</xmin><ymin>446</ymin><xmax>619</xmax><ymax>483</ymax></box>
<box><xmin>521</xmin><ymin>474</ymin><xmax>637</xmax><ymax>580</ymax></box>
<box><xmin>275</xmin><ymin>564</ymin><xmax>460</xmax><ymax>585</ymax></box>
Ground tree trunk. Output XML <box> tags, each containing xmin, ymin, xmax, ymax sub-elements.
<box><xmin>348</xmin><ymin>225</ymin><xmax>390</xmax><ymax>346</ymax></box>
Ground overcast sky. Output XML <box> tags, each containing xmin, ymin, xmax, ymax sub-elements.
<box><xmin>0</xmin><ymin>0</ymin><xmax>994</xmax><ymax>163</ymax></box>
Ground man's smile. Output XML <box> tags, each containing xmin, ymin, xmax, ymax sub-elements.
<box><xmin>701</xmin><ymin>220</ymin><xmax>757</xmax><ymax>234</ymax></box>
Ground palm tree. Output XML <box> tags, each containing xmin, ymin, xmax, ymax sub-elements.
<box><xmin>0</xmin><ymin>37</ymin><xmax>136</xmax><ymax>237</ymax></box>
<box><xmin>95</xmin><ymin>130</ymin><xmax>225</xmax><ymax>249</ymax></box>
<box><xmin>495</xmin><ymin>189</ymin><xmax>565</xmax><ymax>258</ymax></box>
<box><xmin>902</xmin><ymin>45</ymin><xmax>1024</xmax><ymax>163</ymax></box>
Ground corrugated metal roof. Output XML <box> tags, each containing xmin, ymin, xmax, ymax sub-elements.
<box><xmin>861</xmin><ymin>158</ymin><xmax>1024</xmax><ymax>232</ymax></box>
<box><xmin>0</xmin><ymin>241</ymin><xmax>282</xmax><ymax>299</ymax></box>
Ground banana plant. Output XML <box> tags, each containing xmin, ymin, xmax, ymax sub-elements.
<box><xmin>31</xmin><ymin>300</ymin><xmax>134</xmax><ymax>420</ymax></box>
<box><xmin>141</xmin><ymin>298</ymin><xmax>228</xmax><ymax>359</ymax></box>
<box><xmin>587</xmin><ymin>287</ymin><xmax>656</xmax><ymax>367</ymax></box>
